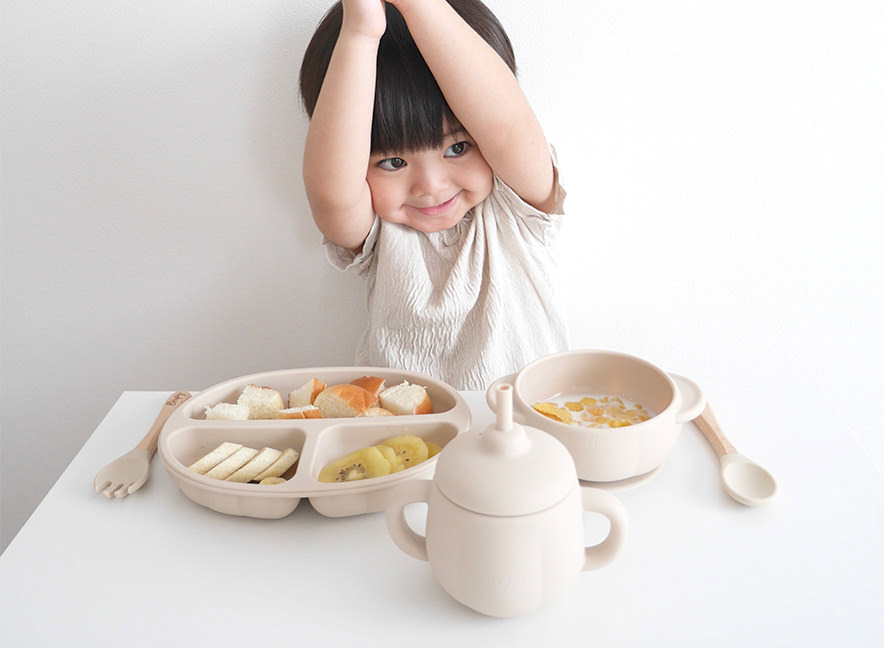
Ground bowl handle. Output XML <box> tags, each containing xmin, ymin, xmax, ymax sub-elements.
<box><xmin>581</xmin><ymin>487</ymin><xmax>629</xmax><ymax>571</ymax></box>
<box><xmin>669</xmin><ymin>373</ymin><xmax>706</xmax><ymax>424</ymax></box>
<box><xmin>385</xmin><ymin>479</ymin><xmax>432</xmax><ymax>562</ymax></box>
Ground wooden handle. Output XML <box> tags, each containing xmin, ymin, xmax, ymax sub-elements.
<box><xmin>135</xmin><ymin>391</ymin><xmax>192</xmax><ymax>456</ymax></box>
<box><xmin>693</xmin><ymin>403</ymin><xmax>738</xmax><ymax>459</ymax></box>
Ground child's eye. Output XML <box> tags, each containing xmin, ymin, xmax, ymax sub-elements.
<box><xmin>444</xmin><ymin>141</ymin><xmax>470</xmax><ymax>157</ymax></box>
<box><xmin>377</xmin><ymin>157</ymin><xmax>407</xmax><ymax>171</ymax></box>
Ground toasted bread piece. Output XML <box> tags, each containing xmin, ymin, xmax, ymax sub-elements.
<box><xmin>350</xmin><ymin>375</ymin><xmax>386</xmax><ymax>400</ymax></box>
<box><xmin>204</xmin><ymin>402</ymin><xmax>250</xmax><ymax>421</ymax></box>
<box><xmin>287</xmin><ymin>378</ymin><xmax>327</xmax><ymax>408</ymax></box>
<box><xmin>237</xmin><ymin>384</ymin><xmax>285</xmax><ymax>419</ymax></box>
<box><xmin>379</xmin><ymin>381</ymin><xmax>433</xmax><ymax>415</ymax></box>
<box><xmin>361</xmin><ymin>406</ymin><xmax>395</xmax><ymax>417</ymax></box>
<box><xmin>313</xmin><ymin>384</ymin><xmax>379</xmax><ymax>418</ymax></box>
<box><xmin>277</xmin><ymin>405</ymin><xmax>322</xmax><ymax>419</ymax></box>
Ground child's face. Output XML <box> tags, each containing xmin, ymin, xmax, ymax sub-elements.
<box><xmin>366</xmin><ymin>126</ymin><xmax>493</xmax><ymax>232</ymax></box>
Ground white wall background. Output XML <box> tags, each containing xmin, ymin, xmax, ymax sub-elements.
<box><xmin>2</xmin><ymin>0</ymin><xmax>881</xmax><ymax>552</ymax></box>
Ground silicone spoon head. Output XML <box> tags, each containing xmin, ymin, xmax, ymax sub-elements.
<box><xmin>719</xmin><ymin>453</ymin><xmax>777</xmax><ymax>506</ymax></box>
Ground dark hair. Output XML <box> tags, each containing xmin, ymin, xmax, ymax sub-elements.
<box><xmin>299</xmin><ymin>0</ymin><xmax>516</xmax><ymax>153</ymax></box>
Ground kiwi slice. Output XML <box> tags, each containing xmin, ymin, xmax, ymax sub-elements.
<box><xmin>425</xmin><ymin>441</ymin><xmax>442</xmax><ymax>458</ymax></box>
<box><xmin>378</xmin><ymin>434</ymin><xmax>429</xmax><ymax>469</ymax></box>
<box><xmin>318</xmin><ymin>446</ymin><xmax>392</xmax><ymax>483</ymax></box>
<box><xmin>376</xmin><ymin>444</ymin><xmax>405</xmax><ymax>472</ymax></box>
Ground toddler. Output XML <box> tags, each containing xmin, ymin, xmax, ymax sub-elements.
<box><xmin>299</xmin><ymin>0</ymin><xmax>569</xmax><ymax>390</ymax></box>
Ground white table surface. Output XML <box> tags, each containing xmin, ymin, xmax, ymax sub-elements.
<box><xmin>1</xmin><ymin>390</ymin><xmax>881</xmax><ymax>647</ymax></box>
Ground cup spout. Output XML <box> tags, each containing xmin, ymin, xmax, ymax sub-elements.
<box><xmin>483</xmin><ymin>383</ymin><xmax>529</xmax><ymax>455</ymax></box>
<box><xmin>495</xmin><ymin>383</ymin><xmax>513</xmax><ymax>432</ymax></box>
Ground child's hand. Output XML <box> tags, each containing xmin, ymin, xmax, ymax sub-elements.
<box><xmin>342</xmin><ymin>0</ymin><xmax>387</xmax><ymax>40</ymax></box>
<box><xmin>388</xmin><ymin>0</ymin><xmax>556</xmax><ymax>213</ymax></box>
<box><xmin>303</xmin><ymin>0</ymin><xmax>387</xmax><ymax>250</ymax></box>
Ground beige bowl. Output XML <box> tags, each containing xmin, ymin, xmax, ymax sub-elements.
<box><xmin>158</xmin><ymin>367</ymin><xmax>471</xmax><ymax>519</ymax></box>
<box><xmin>487</xmin><ymin>349</ymin><xmax>705</xmax><ymax>484</ymax></box>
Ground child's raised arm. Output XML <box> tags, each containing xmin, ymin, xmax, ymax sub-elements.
<box><xmin>388</xmin><ymin>0</ymin><xmax>556</xmax><ymax>212</ymax></box>
<box><xmin>303</xmin><ymin>0</ymin><xmax>386</xmax><ymax>250</ymax></box>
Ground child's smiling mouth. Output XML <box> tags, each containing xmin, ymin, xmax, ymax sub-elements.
<box><xmin>412</xmin><ymin>191</ymin><xmax>461</xmax><ymax>217</ymax></box>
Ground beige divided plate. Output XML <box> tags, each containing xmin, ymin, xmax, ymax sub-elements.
<box><xmin>158</xmin><ymin>367</ymin><xmax>471</xmax><ymax>519</ymax></box>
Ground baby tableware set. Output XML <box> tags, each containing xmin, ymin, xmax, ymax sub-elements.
<box><xmin>94</xmin><ymin>349</ymin><xmax>776</xmax><ymax>618</ymax></box>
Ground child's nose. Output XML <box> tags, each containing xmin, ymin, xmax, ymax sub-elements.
<box><xmin>411</xmin><ymin>162</ymin><xmax>449</xmax><ymax>195</ymax></box>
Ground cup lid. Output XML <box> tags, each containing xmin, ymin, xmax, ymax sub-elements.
<box><xmin>434</xmin><ymin>384</ymin><xmax>577</xmax><ymax>516</ymax></box>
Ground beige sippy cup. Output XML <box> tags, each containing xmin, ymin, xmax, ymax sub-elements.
<box><xmin>385</xmin><ymin>383</ymin><xmax>628</xmax><ymax>618</ymax></box>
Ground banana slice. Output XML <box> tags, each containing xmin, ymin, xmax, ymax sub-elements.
<box><xmin>318</xmin><ymin>446</ymin><xmax>392</xmax><ymax>483</ymax></box>
<box><xmin>378</xmin><ymin>434</ymin><xmax>429</xmax><ymax>469</ymax></box>
<box><xmin>225</xmin><ymin>447</ymin><xmax>283</xmax><ymax>483</ymax></box>
<box><xmin>204</xmin><ymin>446</ymin><xmax>259</xmax><ymax>480</ymax></box>
<box><xmin>259</xmin><ymin>477</ymin><xmax>287</xmax><ymax>485</ymax></box>
<box><xmin>188</xmin><ymin>442</ymin><xmax>243</xmax><ymax>474</ymax></box>
<box><xmin>253</xmin><ymin>447</ymin><xmax>300</xmax><ymax>482</ymax></box>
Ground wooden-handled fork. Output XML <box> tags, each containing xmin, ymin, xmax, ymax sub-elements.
<box><xmin>93</xmin><ymin>391</ymin><xmax>191</xmax><ymax>498</ymax></box>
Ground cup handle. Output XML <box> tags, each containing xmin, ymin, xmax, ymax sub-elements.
<box><xmin>669</xmin><ymin>373</ymin><xmax>706</xmax><ymax>424</ymax></box>
<box><xmin>385</xmin><ymin>479</ymin><xmax>433</xmax><ymax>562</ymax></box>
<box><xmin>581</xmin><ymin>487</ymin><xmax>629</xmax><ymax>571</ymax></box>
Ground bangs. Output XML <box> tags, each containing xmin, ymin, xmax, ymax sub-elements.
<box><xmin>370</xmin><ymin>6</ymin><xmax>454</xmax><ymax>154</ymax></box>
<box><xmin>300</xmin><ymin>1</ymin><xmax>517</xmax><ymax>155</ymax></box>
